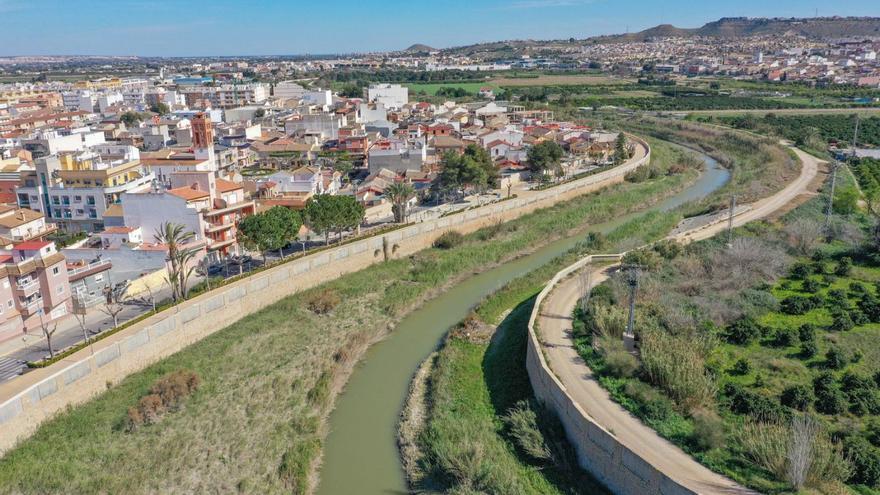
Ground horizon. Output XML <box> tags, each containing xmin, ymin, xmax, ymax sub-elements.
<box><xmin>0</xmin><ymin>0</ymin><xmax>877</xmax><ymax>57</ymax></box>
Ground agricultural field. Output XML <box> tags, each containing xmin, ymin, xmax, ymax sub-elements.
<box><xmin>491</xmin><ymin>74</ymin><xmax>630</xmax><ymax>86</ymax></box>
<box><xmin>574</xmin><ymin>193</ymin><xmax>880</xmax><ymax>494</ymax></box>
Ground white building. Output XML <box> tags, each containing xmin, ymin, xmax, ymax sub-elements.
<box><xmin>368</xmin><ymin>83</ymin><xmax>408</xmax><ymax>110</ymax></box>
<box><xmin>274</xmin><ymin>81</ymin><xmax>307</xmax><ymax>100</ymax></box>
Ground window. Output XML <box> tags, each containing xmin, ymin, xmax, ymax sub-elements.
<box><xmin>6</xmin><ymin>300</ymin><xmax>12</xmax><ymax>308</ymax></box>
<box><xmin>51</xmin><ymin>196</ymin><xmax>60</xmax><ymax>205</ymax></box>
<box><xmin>52</xmin><ymin>266</ymin><xmax>59</xmax><ymax>276</ymax></box>
<box><xmin>74</xmin><ymin>195</ymin><xmax>82</xmax><ymax>202</ymax></box>
<box><xmin>56</xmin><ymin>285</ymin><xmax>64</xmax><ymax>294</ymax></box>
<box><xmin>94</xmin><ymin>274</ymin><xmax>104</xmax><ymax>283</ymax></box>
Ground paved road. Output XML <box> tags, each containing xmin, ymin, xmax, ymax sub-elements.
<box><xmin>536</xmin><ymin>145</ymin><xmax>822</xmax><ymax>494</ymax></box>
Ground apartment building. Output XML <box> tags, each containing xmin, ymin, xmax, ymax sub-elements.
<box><xmin>179</xmin><ymin>83</ymin><xmax>268</xmax><ymax>109</ymax></box>
<box><xmin>0</xmin><ymin>240</ymin><xmax>71</xmax><ymax>343</ymax></box>
<box><xmin>0</xmin><ymin>205</ymin><xmax>56</xmax><ymax>245</ymax></box>
<box><xmin>367</xmin><ymin>83</ymin><xmax>409</xmax><ymax>110</ymax></box>
<box><xmin>16</xmin><ymin>147</ymin><xmax>155</xmax><ymax>232</ymax></box>
<box><xmin>121</xmin><ymin>171</ymin><xmax>254</xmax><ymax>260</ymax></box>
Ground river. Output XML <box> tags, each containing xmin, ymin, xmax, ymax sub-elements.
<box><xmin>315</xmin><ymin>150</ymin><xmax>729</xmax><ymax>495</ymax></box>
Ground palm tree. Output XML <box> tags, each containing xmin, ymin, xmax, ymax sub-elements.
<box><xmin>385</xmin><ymin>182</ymin><xmax>416</xmax><ymax>223</ymax></box>
<box><xmin>155</xmin><ymin>222</ymin><xmax>200</xmax><ymax>302</ymax></box>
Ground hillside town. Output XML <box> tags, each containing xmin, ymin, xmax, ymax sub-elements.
<box><xmin>0</xmin><ymin>73</ymin><xmax>627</xmax><ymax>367</ymax></box>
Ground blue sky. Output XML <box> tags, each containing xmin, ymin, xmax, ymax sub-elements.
<box><xmin>0</xmin><ymin>0</ymin><xmax>876</xmax><ymax>56</ymax></box>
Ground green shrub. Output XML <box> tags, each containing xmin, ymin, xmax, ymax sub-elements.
<box><xmin>780</xmin><ymin>295</ymin><xmax>819</xmax><ymax>315</ymax></box>
<box><xmin>723</xmin><ymin>383</ymin><xmax>787</xmax><ymax>420</ymax></box>
<box><xmin>780</xmin><ymin>384</ymin><xmax>813</xmax><ymax>411</ymax></box>
<box><xmin>802</xmin><ymin>278</ymin><xmax>821</xmax><ymax>293</ymax></box>
<box><xmin>771</xmin><ymin>327</ymin><xmax>798</xmax><ymax>347</ymax></box>
<box><xmin>841</xmin><ymin>372</ymin><xmax>880</xmax><ymax>416</ymax></box>
<box><xmin>798</xmin><ymin>323</ymin><xmax>816</xmax><ymax>343</ymax></box>
<box><xmin>814</xmin><ymin>372</ymin><xmax>847</xmax><ymax>415</ymax></box>
<box><xmin>826</xmin><ymin>347</ymin><xmax>848</xmax><ymax>369</ymax></box>
<box><xmin>730</xmin><ymin>358</ymin><xmax>751</xmax><ymax>376</ymax></box>
<box><xmin>790</xmin><ymin>261</ymin><xmax>814</xmax><ymax>280</ymax></box>
<box><xmin>800</xmin><ymin>340</ymin><xmax>819</xmax><ymax>359</ymax></box>
<box><xmin>433</xmin><ymin>230</ymin><xmax>464</xmax><ymax>249</ymax></box>
<box><xmin>604</xmin><ymin>348</ymin><xmax>639</xmax><ymax>378</ymax></box>
<box><xmin>624</xmin><ymin>381</ymin><xmax>674</xmax><ymax>421</ymax></box>
<box><xmin>690</xmin><ymin>409</ymin><xmax>726</xmax><ymax>451</ymax></box>
<box><xmin>844</xmin><ymin>436</ymin><xmax>880</xmax><ymax>487</ymax></box>
<box><xmin>835</xmin><ymin>256</ymin><xmax>853</xmax><ymax>277</ymax></box>
<box><xmin>830</xmin><ymin>311</ymin><xmax>855</xmax><ymax>332</ymax></box>
<box><xmin>502</xmin><ymin>401</ymin><xmax>552</xmax><ymax>462</ymax></box>
<box><xmin>723</xmin><ymin>316</ymin><xmax>763</xmax><ymax>345</ymax></box>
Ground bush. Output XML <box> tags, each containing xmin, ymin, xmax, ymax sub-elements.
<box><xmin>841</xmin><ymin>372</ymin><xmax>880</xmax><ymax>416</ymax></box>
<box><xmin>306</xmin><ymin>289</ymin><xmax>341</xmax><ymax>315</ymax></box>
<box><xmin>624</xmin><ymin>381</ymin><xmax>675</xmax><ymax>421</ymax></box>
<box><xmin>835</xmin><ymin>256</ymin><xmax>853</xmax><ymax>277</ymax></box>
<box><xmin>826</xmin><ymin>289</ymin><xmax>850</xmax><ymax>310</ymax></box>
<box><xmin>652</xmin><ymin>239</ymin><xmax>682</xmax><ymax>260</ymax></box>
<box><xmin>826</xmin><ymin>347</ymin><xmax>848</xmax><ymax>369</ymax></box>
<box><xmin>790</xmin><ymin>261</ymin><xmax>814</xmax><ymax>280</ymax></box>
<box><xmin>798</xmin><ymin>323</ymin><xmax>816</xmax><ymax>343</ymax></box>
<box><xmin>640</xmin><ymin>328</ymin><xmax>716</xmax><ymax>409</ymax></box>
<box><xmin>723</xmin><ymin>383</ymin><xmax>787</xmax><ymax>420</ymax></box>
<box><xmin>780</xmin><ymin>295</ymin><xmax>819</xmax><ymax>315</ymax></box>
<box><xmin>814</xmin><ymin>372</ymin><xmax>847</xmax><ymax>415</ymax></box>
<box><xmin>503</xmin><ymin>401</ymin><xmax>552</xmax><ymax>462</ymax></box>
<box><xmin>126</xmin><ymin>370</ymin><xmax>200</xmax><ymax>431</ymax></box>
<box><xmin>433</xmin><ymin>230</ymin><xmax>464</xmax><ymax>249</ymax></box>
<box><xmin>780</xmin><ymin>384</ymin><xmax>813</xmax><ymax>411</ymax></box>
<box><xmin>800</xmin><ymin>340</ymin><xmax>819</xmax><ymax>359</ymax></box>
<box><xmin>723</xmin><ymin>316</ymin><xmax>763</xmax><ymax>345</ymax></box>
<box><xmin>859</xmin><ymin>294</ymin><xmax>880</xmax><ymax>322</ymax></box>
<box><xmin>730</xmin><ymin>357</ymin><xmax>751</xmax><ymax>376</ymax></box>
<box><xmin>802</xmin><ymin>278</ymin><xmax>821</xmax><ymax>293</ymax></box>
<box><xmin>691</xmin><ymin>409</ymin><xmax>726</xmax><ymax>451</ymax></box>
<box><xmin>771</xmin><ymin>327</ymin><xmax>798</xmax><ymax>347</ymax></box>
<box><xmin>829</xmin><ymin>311</ymin><xmax>855</xmax><ymax>332</ymax></box>
<box><xmin>604</xmin><ymin>348</ymin><xmax>639</xmax><ymax>378</ymax></box>
<box><xmin>844</xmin><ymin>436</ymin><xmax>880</xmax><ymax>487</ymax></box>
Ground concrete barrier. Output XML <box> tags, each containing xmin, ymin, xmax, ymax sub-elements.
<box><xmin>0</xmin><ymin>137</ymin><xmax>651</xmax><ymax>455</ymax></box>
<box><xmin>525</xmin><ymin>253</ymin><xmax>699</xmax><ymax>495</ymax></box>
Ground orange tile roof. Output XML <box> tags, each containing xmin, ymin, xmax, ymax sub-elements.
<box><xmin>216</xmin><ymin>178</ymin><xmax>242</xmax><ymax>193</ymax></box>
<box><xmin>167</xmin><ymin>185</ymin><xmax>210</xmax><ymax>201</ymax></box>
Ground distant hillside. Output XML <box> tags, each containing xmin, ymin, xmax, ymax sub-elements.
<box><xmin>601</xmin><ymin>16</ymin><xmax>880</xmax><ymax>42</ymax></box>
<box><xmin>404</xmin><ymin>44</ymin><xmax>436</xmax><ymax>53</ymax></box>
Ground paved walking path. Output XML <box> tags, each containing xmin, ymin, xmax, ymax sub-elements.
<box><xmin>535</xmin><ymin>146</ymin><xmax>822</xmax><ymax>494</ymax></box>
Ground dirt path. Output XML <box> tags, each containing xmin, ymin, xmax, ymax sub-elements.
<box><xmin>535</xmin><ymin>146</ymin><xmax>823</xmax><ymax>494</ymax></box>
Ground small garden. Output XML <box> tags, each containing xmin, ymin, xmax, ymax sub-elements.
<box><xmin>573</xmin><ymin>197</ymin><xmax>880</xmax><ymax>494</ymax></box>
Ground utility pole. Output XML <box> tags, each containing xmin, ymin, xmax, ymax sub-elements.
<box><xmin>825</xmin><ymin>161</ymin><xmax>839</xmax><ymax>231</ymax></box>
<box><xmin>852</xmin><ymin>114</ymin><xmax>860</xmax><ymax>161</ymax></box>
<box><xmin>726</xmin><ymin>195</ymin><xmax>736</xmax><ymax>247</ymax></box>
<box><xmin>623</xmin><ymin>265</ymin><xmax>640</xmax><ymax>353</ymax></box>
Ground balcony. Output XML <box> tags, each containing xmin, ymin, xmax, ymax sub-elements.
<box><xmin>205</xmin><ymin>220</ymin><xmax>234</xmax><ymax>234</ymax></box>
<box><xmin>15</xmin><ymin>279</ymin><xmax>40</xmax><ymax>295</ymax></box>
<box><xmin>20</xmin><ymin>298</ymin><xmax>42</xmax><ymax>316</ymax></box>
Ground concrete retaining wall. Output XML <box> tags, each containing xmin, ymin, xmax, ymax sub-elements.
<box><xmin>525</xmin><ymin>254</ymin><xmax>697</xmax><ymax>495</ymax></box>
<box><xmin>0</xmin><ymin>137</ymin><xmax>650</xmax><ymax>455</ymax></box>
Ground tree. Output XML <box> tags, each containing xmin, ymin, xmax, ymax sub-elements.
<box><xmin>613</xmin><ymin>132</ymin><xmax>631</xmax><ymax>165</ymax></box>
<box><xmin>154</xmin><ymin>222</ymin><xmax>200</xmax><ymax>302</ymax></box>
<box><xmin>238</xmin><ymin>207</ymin><xmax>302</xmax><ymax>261</ymax></box>
<box><xmin>463</xmin><ymin>144</ymin><xmax>499</xmax><ymax>190</ymax></box>
<box><xmin>39</xmin><ymin>318</ymin><xmax>58</xmax><ymax>359</ymax></box>
<box><xmin>149</xmin><ymin>102</ymin><xmax>170</xmax><ymax>115</ymax></box>
<box><xmin>385</xmin><ymin>182</ymin><xmax>416</xmax><ymax>223</ymax></box>
<box><xmin>120</xmin><ymin>111</ymin><xmax>143</xmax><ymax>128</ymax></box>
<box><xmin>254</xmin><ymin>108</ymin><xmax>266</xmax><ymax>118</ymax></box>
<box><xmin>527</xmin><ymin>141</ymin><xmax>564</xmax><ymax>177</ymax></box>
<box><xmin>434</xmin><ymin>151</ymin><xmax>489</xmax><ymax>199</ymax></box>
<box><xmin>303</xmin><ymin>195</ymin><xmax>364</xmax><ymax>245</ymax></box>
<box><xmin>334</xmin><ymin>160</ymin><xmax>353</xmax><ymax>183</ymax></box>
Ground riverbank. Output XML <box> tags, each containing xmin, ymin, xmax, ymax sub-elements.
<box><xmin>0</xmin><ymin>140</ymin><xmax>695</xmax><ymax>494</ymax></box>
<box><xmin>402</xmin><ymin>210</ymin><xmax>680</xmax><ymax>494</ymax></box>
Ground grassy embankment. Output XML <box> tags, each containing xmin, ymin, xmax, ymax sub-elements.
<box><xmin>408</xmin><ymin>208</ymin><xmax>682</xmax><ymax>494</ymax></box>
<box><xmin>405</xmin><ymin>122</ymin><xmax>807</xmax><ymax>494</ymax></box>
<box><xmin>574</xmin><ymin>174</ymin><xmax>880</xmax><ymax>494</ymax></box>
<box><xmin>0</xmin><ymin>141</ymin><xmax>699</xmax><ymax>494</ymax></box>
